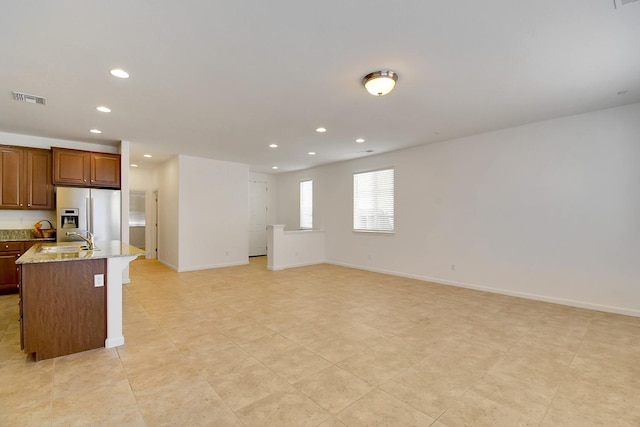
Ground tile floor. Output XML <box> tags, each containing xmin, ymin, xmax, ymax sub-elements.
<box><xmin>1</xmin><ymin>256</ymin><xmax>639</xmax><ymax>426</ymax></box>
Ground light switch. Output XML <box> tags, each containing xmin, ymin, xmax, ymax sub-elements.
<box><xmin>94</xmin><ymin>274</ymin><xmax>104</xmax><ymax>287</ymax></box>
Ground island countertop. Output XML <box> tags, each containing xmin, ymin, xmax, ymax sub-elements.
<box><xmin>16</xmin><ymin>241</ymin><xmax>146</xmax><ymax>264</ymax></box>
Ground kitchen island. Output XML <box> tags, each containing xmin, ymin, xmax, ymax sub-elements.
<box><xmin>16</xmin><ymin>241</ymin><xmax>145</xmax><ymax>360</ymax></box>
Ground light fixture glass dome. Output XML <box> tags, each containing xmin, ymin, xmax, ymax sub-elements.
<box><xmin>363</xmin><ymin>70</ymin><xmax>398</xmax><ymax>96</ymax></box>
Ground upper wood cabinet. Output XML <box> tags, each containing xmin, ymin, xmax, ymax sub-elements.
<box><xmin>0</xmin><ymin>145</ymin><xmax>53</xmax><ymax>210</ymax></box>
<box><xmin>26</xmin><ymin>149</ymin><xmax>54</xmax><ymax>209</ymax></box>
<box><xmin>53</xmin><ymin>147</ymin><xmax>121</xmax><ymax>189</ymax></box>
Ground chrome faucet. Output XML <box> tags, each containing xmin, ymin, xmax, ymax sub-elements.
<box><xmin>66</xmin><ymin>231</ymin><xmax>95</xmax><ymax>250</ymax></box>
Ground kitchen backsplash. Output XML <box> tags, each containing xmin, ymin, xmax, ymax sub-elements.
<box><xmin>0</xmin><ymin>229</ymin><xmax>40</xmax><ymax>240</ymax></box>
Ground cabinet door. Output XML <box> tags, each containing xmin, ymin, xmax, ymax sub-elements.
<box><xmin>25</xmin><ymin>148</ymin><xmax>53</xmax><ymax>210</ymax></box>
<box><xmin>0</xmin><ymin>245</ymin><xmax>21</xmax><ymax>291</ymax></box>
<box><xmin>90</xmin><ymin>153</ymin><xmax>121</xmax><ymax>188</ymax></box>
<box><xmin>53</xmin><ymin>148</ymin><xmax>90</xmax><ymax>186</ymax></box>
<box><xmin>0</xmin><ymin>146</ymin><xmax>24</xmax><ymax>209</ymax></box>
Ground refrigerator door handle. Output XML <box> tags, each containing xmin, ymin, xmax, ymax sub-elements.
<box><xmin>86</xmin><ymin>197</ymin><xmax>91</xmax><ymax>232</ymax></box>
<box><xmin>90</xmin><ymin>197</ymin><xmax>95</xmax><ymax>233</ymax></box>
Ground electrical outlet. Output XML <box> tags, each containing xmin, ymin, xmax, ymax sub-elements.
<box><xmin>94</xmin><ymin>274</ymin><xmax>104</xmax><ymax>287</ymax></box>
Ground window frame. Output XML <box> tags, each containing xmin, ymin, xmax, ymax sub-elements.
<box><xmin>352</xmin><ymin>167</ymin><xmax>395</xmax><ymax>234</ymax></box>
<box><xmin>300</xmin><ymin>179</ymin><xmax>313</xmax><ymax>230</ymax></box>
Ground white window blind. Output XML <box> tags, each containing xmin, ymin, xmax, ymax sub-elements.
<box><xmin>300</xmin><ymin>180</ymin><xmax>313</xmax><ymax>229</ymax></box>
<box><xmin>353</xmin><ymin>168</ymin><xmax>394</xmax><ymax>232</ymax></box>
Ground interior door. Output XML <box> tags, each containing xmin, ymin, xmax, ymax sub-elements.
<box><xmin>248</xmin><ymin>181</ymin><xmax>267</xmax><ymax>256</ymax></box>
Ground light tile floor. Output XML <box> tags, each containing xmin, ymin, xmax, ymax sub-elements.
<box><xmin>1</xmin><ymin>257</ymin><xmax>639</xmax><ymax>426</ymax></box>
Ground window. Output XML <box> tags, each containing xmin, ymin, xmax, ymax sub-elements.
<box><xmin>353</xmin><ymin>168</ymin><xmax>394</xmax><ymax>232</ymax></box>
<box><xmin>300</xmin><ymin>180</ymin><xmax>313</xmax><ymax>229</ymax></box>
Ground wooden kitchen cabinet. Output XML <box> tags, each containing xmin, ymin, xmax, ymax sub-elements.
<box><xmin>0</xmin><ymin>145</ymin><xmax>53</xmax><ymax>210</ymax></box>
<box><xmin>21</xmin><ymin>258</ymin><xmax>107</xmax><ymax>361</ymax></box>
<box><xmin>0</xmin><ymin>242</ymin><xmax>23</xmax><ymax>292</ymax></box>
<box><xmin>53</xmin><ymin>147</ymin><xmax>121</xmax><ymax>189</ymax></box>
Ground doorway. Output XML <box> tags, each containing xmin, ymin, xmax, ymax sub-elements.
<box><xmin>129</xmin><ymin>190</ymin><xmax>146</xmax><ymax>250</ymax></box>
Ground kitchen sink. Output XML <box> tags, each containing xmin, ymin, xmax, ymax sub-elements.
<box><xmin>38</xmin><ymin>245</ymin><xmax>90</xmax><ymax>253</ymax></box>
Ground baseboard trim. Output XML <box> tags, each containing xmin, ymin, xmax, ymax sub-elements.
<box><xmin>176</xmin><ymin>260</ymin><xmax>249</xmax><ymax>272</ymax></box>
<box><xmin>157</xmin><ymin>259</ymin><xmax>178</xmax><ymax>271</ymax></box>
<box><xmin>267</xmin><ymin>261</ymin><xmax>324</xmax><ymax>271</ymax></box>
<box><xmin>326</xmin><ymin>261</ymin><xmax>640</xmax><ymax>318</ymax></box>
<box><xmin>105</xmin><ymin>336</ymin><xmax>125</xmax><ymax>348</ymax></box>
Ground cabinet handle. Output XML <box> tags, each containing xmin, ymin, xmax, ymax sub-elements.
<box><xmin>83</xmin><ymin>179</ymin><xmax>87</xmax><ymax>182</ymax></box>
<box><xmin>20</xmin><ymin>204</ymin><xmax>23</xmax><ymax>207</ymax></box>
<box><xmin>27</xmin><ymin>204</ymin><xmax>31</xmax><ymax>207</ymax></box>
<box><xmin>4</xmin><ymin>245</ymin><xmax>8</xmax><ymax>249</ymax></box>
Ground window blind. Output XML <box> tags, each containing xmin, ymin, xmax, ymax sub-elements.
<box><xmin>300</xmin><ymin>180</ymin><xmax>313</xmax><ymax>229</ymax></box>
<box><xmin>353</xmin><ymin>168</ymin><xmax>394</xmax><ymax>232</ymax></box>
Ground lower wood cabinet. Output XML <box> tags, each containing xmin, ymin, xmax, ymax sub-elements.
<box><xmin>0</xmin><ymin>242</ymin><xmax>23</xmax><ymax>292</ymax></box>
<box><xmin>21</xmin><ymin>259</ymin><xmax>107</xmax><ymax>361</ymax></box>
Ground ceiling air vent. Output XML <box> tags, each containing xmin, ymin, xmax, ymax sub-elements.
<box><xmin>12</xmin><ymin>91</ymin><xmax>46</xmax><ymax>105</ymax></box>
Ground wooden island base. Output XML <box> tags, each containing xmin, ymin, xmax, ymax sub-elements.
<box><xmin>20</xmin><ymin>259</ymin><xmax>107</xmax><ymax>361</ymax></box>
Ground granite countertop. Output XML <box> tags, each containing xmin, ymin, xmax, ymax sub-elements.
<box><xmin>16</xmin><ymin>241</ymin><xmax>146</xmax><ymax>264</ymax></box>
<box><xmin>0</xmin><ymin>229</ymin><xmax>56</xmax><ymax>242</ymax></box>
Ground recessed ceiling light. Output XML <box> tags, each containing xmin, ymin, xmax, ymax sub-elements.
<box><xmin>110</xmin><ymin>69</ymin><xmax>130</xmax><ymax>79</ymax></box>
<box><xmin>316</xmin><ymin>127</ymin><xmax>326</xmax><ymax>133</ymax></box>
<box><xmin>90</xmin><ymin>129</ymin><xmax>102</xmax><ymax>134</ymax></box>
<box><xmin>269</xmin><ymin>144</ymin><xmax>278</xmax><ymax>148</ymax></box>
<box><xmin>130</xmin><ymin>164</ymin><xmax>138</xmax><ymax>168</ymax></box>
<box><xmin>356</xmin><ymin>138</ymin><xmax>365</xmax><ymax>143</ymax></box>
<box><xmin>272</xmin><ymin>166</ymin><xmax>279</xmax><ymax>170</ymax></box>
<box><xmin>143</xmin><ymin>154</ymin><xmax>152</xmax><ymax>158</ymax></box>
<box><xmin>308</xmin><ymin>152</ymin><xmax>316</xmax><ymax>155</ymax></box>
<box><xmin>96</xmin><ymin>106</ymin><xmax>111</xmax><ymax>113</ymax></box>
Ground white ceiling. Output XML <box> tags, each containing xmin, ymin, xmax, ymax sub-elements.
<box><xmin>1</xmin><ymin>1</ymin><xmax>639</xmax><ymax>173</ymax></box>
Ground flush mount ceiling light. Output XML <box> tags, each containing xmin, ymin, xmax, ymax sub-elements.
<box><xmin>143</xmin><ymin>154</ymin><xmax>152</xmax><ymax>158</ymax></box>
<box><xmin>363</xmin><ymin>70</ymin><xmax>398</xmax><ymax>96</ymax></box>
<box><xmin>89</xmin><ymin>129</ymin><xmax>102</xmax><ymax>134</ymax></box>
<box><xmin>110</xmin><ymin>69</ymin><xmax>129</xmax><ymax>79</ymax></box>
<box><xmin>356</xmin><ymin>138</ymin><xmax>365</xmax><ymax>143</ymax></box>
<box><xmin>316</xmin><ymin>127</ymin><xmax>327</xmax><ymax>133</ymax></box>
<box><xmin>96</xmin><ymin>106</ymin><xmax>111</xmax><ymax>113</ymax></box>
<box><xmin>269</xmin><ymin>144</ymin><xmax>278</xmax><ymax>148</ymax></box>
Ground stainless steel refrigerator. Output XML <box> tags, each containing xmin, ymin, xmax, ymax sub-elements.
<box><xmin>56</xmin><ymin>187</ymin><xmax>121</xmax><ymax>243</ymax></box>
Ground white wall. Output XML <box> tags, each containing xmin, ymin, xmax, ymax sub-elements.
<box><xmin>0</xmin><ymin>210</ymin><xmax>56</xmax><ymax>229</ymax></box>
<box><xmin>276</xmin><ymin>170</ymin><xmax>316</xmax><ymax>231</ymax></box>
<box><xmin>176</xmin><ymin>155</ymin><xmax>249</xmax><ymax>271</ymax></box>
<box><xmin>0</xmin><ymin>131</ymin><xmax>119</xmax><ymax>154</ymax></box>
<box><xmin>267</xmin><ymin>225</ymin><xmax>326</xmax><ymax>271</ymax></box>
<box><xmin>275</xmin><ymin>103</ymin><xmax>640</xmax><ymax>316</ymax></box>
<box><xmin>156</xmin><ymin>157</ymin><xmax>180</xmax><ymax>269</ymax></box>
